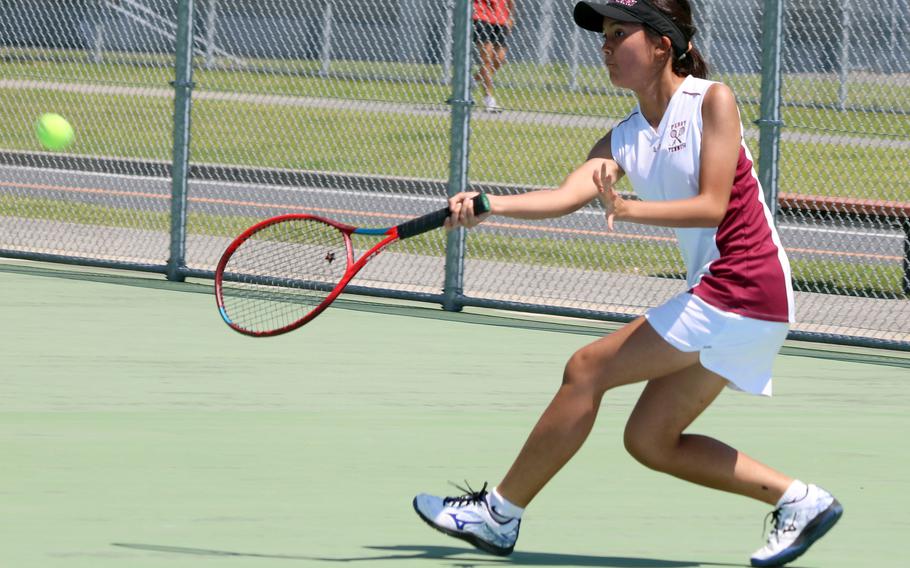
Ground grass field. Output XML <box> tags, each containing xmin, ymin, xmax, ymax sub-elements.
<box><xmin>1</xmin><ymin>52</ymin><xmax>908</xmax><ymax>201</ymax></box>
<box><xmin>4</xmin><ymin>51</ymin><xmax>910</xmax><ymax>114</ymax></box>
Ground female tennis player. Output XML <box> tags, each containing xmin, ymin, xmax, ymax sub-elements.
<box><xmin>413</xmin><ymin>2</ymin><xmax>842</xmax><ymax>566</ymax></box>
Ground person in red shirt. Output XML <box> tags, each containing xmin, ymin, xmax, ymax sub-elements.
<box><xmin>472</xmin><ymin>0</ymin><xmax>515</xmax><ymax>112</ymax></box>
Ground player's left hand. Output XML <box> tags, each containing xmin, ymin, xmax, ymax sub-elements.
<box><xmin>593</xmin><ymin>162</ymin><xmax>624</xmax><ymax>231</ymax></box>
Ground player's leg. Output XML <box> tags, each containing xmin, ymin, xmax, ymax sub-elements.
<box><xmin>623</xmin><ymin>364</ymin><xmax>792</xmax><ymax>504</ymax></box>
<box><xmin>414</xmin><ymin>317</ymin><xmax>696</xmax><ymax>554</ymax></box>
<box><xmin>625</xmin><ymin>358</ymin><xmax>842</xmax><ymax>567</ymax></box>
<box><xmin>494</xmin><ymin>317</ymin><xmax>698</xmax><ymax>506</ymax></box>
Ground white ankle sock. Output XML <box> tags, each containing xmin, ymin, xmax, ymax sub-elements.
<box><xmin>777</xmin><ymin>479</ymin><xmax>809</xmax><ymax>508</ymax></box>
<box><xmin>486</xmin><ymin>487</ymin><xmax>524</xmax><ymax>521</ymax></box>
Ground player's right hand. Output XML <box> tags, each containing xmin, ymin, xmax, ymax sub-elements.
<box><xmin>445</xmin><ymin>191</ymin><xmax>491</xmax><ymax>230</ymax></box>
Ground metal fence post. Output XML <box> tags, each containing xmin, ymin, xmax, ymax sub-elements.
<box><xmin>166</xmin><ymin>0</ymin><xmax>195</xmax><ymax>282</ymax></box>
<box><xmin>443</xmin><ymin>0</ymin><xmax>454</xmax><ymax>85</ymax></box>
<box><xmin>839</xmin><ymin>0</ymin><xmax>851</xmax><ymax>109</ymax></box>
<box><xmin>204</xmin><ymin>0</ymin><xmax>218</xmax><ymax>69</ymax></box>
<box><xmin>701</xmin><ymin>0</ymin><xmax>713</xmax><ymax>61</ymax></box>
<box><xmin>569</xmin><ymin>24</ymin><xmax>581</xmax><ymax>92</ymax></box>
<box><xmin>756</xmin><ymin>0</ymin><xmax>784</xmax><ymax>219</ymax></box>
<box><xmin>442</xmin><ymin>0</ymin><xmax>474</xmax><ymax>312</ymax></box>
<box><xmin>90</xmin><ymin>0</ymin><xmax>106</xmax><ymax>64</ymax></box>
<box><xmin>320</xmin><ymin>1</ymin><xmax>335</xmax><ymax>77</ymax></box>
<box><xmin>537</xmin><ymin>0</ymin><xmax>555</xmax><ymax>66</ymax></box>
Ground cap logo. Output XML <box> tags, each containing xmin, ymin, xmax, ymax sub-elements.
<box><xmin>608</xmin><ymin>0</ymin><xmax>639</xmax><ymax>6</ymax></box>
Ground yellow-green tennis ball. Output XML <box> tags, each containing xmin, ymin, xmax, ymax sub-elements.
<box><xmin>35</xmin><ymin>113</ymin><xmax>74</xmax><ymax>151</ymax></box>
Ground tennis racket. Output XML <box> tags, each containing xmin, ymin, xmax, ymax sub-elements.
<box><xmin>215</xmin><ymin>193</ymin><xmax>490</xmax><ymax>337</ymax></box>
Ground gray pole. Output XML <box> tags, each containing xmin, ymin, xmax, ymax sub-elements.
<box><xmin>167</xmin><ymin>0</ymin><xmax>195</xmax><ymax>282</ymax></box>
<box><xmin>890</xmin><ymin>0</ymin><xmax>898</xmax><ymax>73</ymax></box>
<box><xmin>91</xmin><ymin>9</ymin><xmax>105</xmax><ymax>64</ymax></box>
<box><xmin>442</xmin><ymin>0</ymin><xmax>474</xmax><ymax>312</ymax></box>
<box><xmin>569</xmin><ymin>24</ymin><xmax>580</xmax><ymax>92</ymax></box>
<box><xmin>537</xmin><ymin>0</ymin><xmax>555</xmax><ymax>65</ymax></box>
<box><xmin>838</xmin><ymin>0</ymin><xmax>850</xmax><ymax>109</ymax></box>
<box><xmin>756</xmin><ymin>0</ymin><xmax>784</xmax><ymax>219</ymax></box>
<box><xmin>320</xmin><ymin>1</ymin><xmax>335</xmax><ymax>77</ymax></box>
<box><xmin>204</xmin><ymin>0</ymin><xmax>218</xmax><ymax>69</ymax></box>
<box><xmin>442</xmin><ymin>0</ymin><xmax>454</xmax><ymax>85</ymax></box>
<box><xmin>702</xmin><ymin>0</ymin><xmax>713</xmax><ymax>62</ymax></box>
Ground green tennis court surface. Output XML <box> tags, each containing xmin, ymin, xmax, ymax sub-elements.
<box><xmin>2</xmin><ymin>260</ymin><xmax>908</xmax><ymax>568</ymax></box>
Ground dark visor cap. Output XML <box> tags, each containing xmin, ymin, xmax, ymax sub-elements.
<box><xmin>573</xmin><ymin>1</ymin><xmax>689</xmax><ymax>58</ymax></box>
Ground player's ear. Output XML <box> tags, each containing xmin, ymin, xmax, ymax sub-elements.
<box><xmin>654</xmin><ymin>35</ymin><xmax>673</xmax><ymax>60</ymax></box>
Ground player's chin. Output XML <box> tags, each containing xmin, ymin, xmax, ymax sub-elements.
<box><xmin>605</xmin><ymin>66</ymin><xmax>626</xmax><ymax>88</ymax></box>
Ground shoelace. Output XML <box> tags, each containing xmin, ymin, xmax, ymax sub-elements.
<box><xmin>442</xmin><ymin>481</ymin><xmax>489</xmax><ymax>508</ymax></box>
<box><xmin>761</xmin><ymin>507</ymin><xmax>783</xmax><ymax>543</ymax></box>
<box><xmin>762</xmin><ymin>488</ymin><xmax>810</xmax><ymax>543</ymax></box>
<box><xmin>762</xmin><ymin>506</ymin><xmax>801</xmax><ymax>544</ymax></box>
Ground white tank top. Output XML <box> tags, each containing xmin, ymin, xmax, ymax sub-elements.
<box><xmin>611</xmin><ymin>75</ymin><xmax>794</xmax><ymax>323</ymax></box>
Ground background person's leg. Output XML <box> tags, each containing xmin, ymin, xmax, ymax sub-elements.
<box><xmin>474</xmin><ymin>41</ymin><xmax>498</xmax><ymax>108</ymax></box>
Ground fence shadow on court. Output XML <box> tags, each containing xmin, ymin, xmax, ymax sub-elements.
<box><xmin>112</xmin><ymin>542</ymin><xmax>747</xmax><ymax>567</ymax></box>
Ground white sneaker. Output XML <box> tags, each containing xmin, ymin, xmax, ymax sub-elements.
<box><xmin>413</xmin><ymin>482</ymin><xmax>520</xmax><ymax>556</ymax></box>
<box><xmin>482</xmin><ymin>95</ymin><xmax>501</xmax><ymax>113</ymax></box>
<box><xmin>750</xmin><ymin>484</ymin><xmax>843</xmax><ymax>567</ymax></box>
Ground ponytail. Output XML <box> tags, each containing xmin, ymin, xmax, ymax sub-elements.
<box><xmin>674</xmin><ymin>43</ymin><xmax>709</xmax><ymax>79</ymax></box>
<box><xmin>650</xmin><ymin>0</ymin><xmax>711</xmax><ymax>79</ymax></box>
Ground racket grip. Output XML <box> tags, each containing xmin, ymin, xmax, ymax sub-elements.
<box><xmin>397</xmin><ymin>193</ymin><xmax>491</xmax><ymax>240</ymax></box>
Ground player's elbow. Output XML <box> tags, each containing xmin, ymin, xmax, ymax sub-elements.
<box><xmin>697</xmin><ymin>195</ymin><xmax>729</xmax><ymax>227</ymax></box>
<box><xmin>703</xmin><ymin>209</ymin><xmax>727</xmax><ymax>227</ymax></box>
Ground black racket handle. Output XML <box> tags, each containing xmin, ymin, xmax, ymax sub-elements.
<box><xmin>397</xmin><ymin>193</ymin><xmax>491</xmax><ymax>240</ymax></box>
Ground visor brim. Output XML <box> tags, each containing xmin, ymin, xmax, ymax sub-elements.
<box><xmin>573</xmin><ymin>2</ymin><xmax>643</xmax><ymax>33</ymax></box>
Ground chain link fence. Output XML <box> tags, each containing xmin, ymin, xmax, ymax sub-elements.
<box><xmin>1</xmin><ymin>0</ymin><xmax>908</xmax><ymax>348</ymax></box>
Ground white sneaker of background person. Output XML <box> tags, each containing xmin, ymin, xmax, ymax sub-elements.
<box><xmin>413</xmin><ymin>483</ymin><xmax>521</xmax><ymax>556</ymax></box>
<box><xmin>483</xmin><ymin>95</ymin><xmax>501</xmax><ymax>112</ymax></box>
<box><xmin>750</xmin><ymin>481</ymin><xmax>844</xmax><ymax>567</ymax></box>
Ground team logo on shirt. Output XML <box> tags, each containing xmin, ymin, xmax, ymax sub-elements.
<box><xmin>668</xmin><ymin>120</ymin><xmax>687</xmax><ymax>152</ymax></box>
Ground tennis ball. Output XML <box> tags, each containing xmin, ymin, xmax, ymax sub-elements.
<box><xmin>35</xmin><ymin>113</ymin><xmax>74</xmax><ymax>151</ymax></box>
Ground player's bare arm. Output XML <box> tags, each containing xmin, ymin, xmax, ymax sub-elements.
<box><xmin>446</xmin><ymin>132</ymin><xmax>625</xmax><ymax>228</ymax></box>
<box><xmin>607</xmin><ymin>83</ymin><xmax>740</xmax><ymax>228</ymax></box>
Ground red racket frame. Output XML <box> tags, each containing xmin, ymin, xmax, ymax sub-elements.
<box><xmin>215</xmin><ymin>193</ymin><xmax>489</xmax><ymax>337</ymax></box>
<box><xmin>215</xmin><ymin>214</ymin><xmax>400</xmax><ymax>337</ymax></box>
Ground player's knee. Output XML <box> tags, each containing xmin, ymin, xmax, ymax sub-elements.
<box><xmin>563</xmin><ymin>347</ymin><xmax>610</xmax><ymax>395</ymax></box>
<box><xmin>623</xmin><ymin>421</ymin><xmax>675</xmax><ymax>471</ymax></box>
<box><xmin>563</xmin><ymin>340</ymin><xmax>631</xmax><ymax>394</ymax></box>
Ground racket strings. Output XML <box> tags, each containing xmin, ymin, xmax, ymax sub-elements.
<box><xmin>219</xmin><ymin>218</ymin><xmax>348</xmax><ymax>333</ymax></box>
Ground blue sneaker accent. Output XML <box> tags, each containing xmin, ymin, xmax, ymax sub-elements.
<box><xmin>448</xmin><ymin>513</ymin><xmax>484</xmax><ymax>531</ymax></box>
